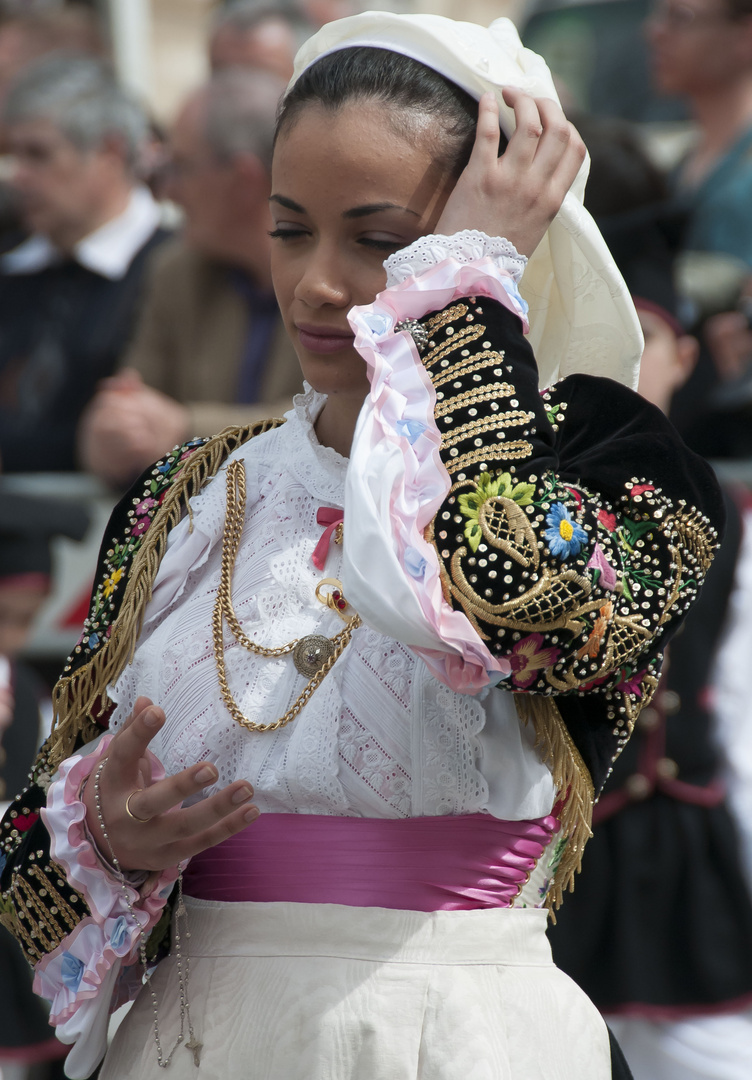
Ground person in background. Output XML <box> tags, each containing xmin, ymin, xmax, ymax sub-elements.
<box><xmin>646</xmin><ymin>0</ymin><xmax>752</xmax><ymax>266</ymax></box>
<box><xmin>0</xmin><ymin>492</ymin><xmax>90</xmax><ymax>1080</ymax></box>
<box><xmin>209</xmin><ymin>1</ymin><xmax>308</xmax><ymax>80</ymax></box>
<box><xmin>0</xmin><ymin>5</ymin><xmax>109</xmax><ymax>254</ymax></box>
<box><xmin>0</xmin><ymin>54</ymin><xmax>170</xmax><ymax>474</ymax></box>
<box><xmin>0</xmin><ymin>5</ymin><xmax>107</xmax><ymax>108</ymax></box>
<box><xmin>549</xmin><ymin>115</ymin><xmax>752</xmax><ymax>1080</ymax></box>
<box><xmin>78</xmin><ymin>68</ymin><xmax>302</xmax><ymax>490</ymax></box>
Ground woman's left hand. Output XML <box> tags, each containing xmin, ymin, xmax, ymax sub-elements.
<box><xmin>435</xmin><ymin>88</ymin><xmax>586</xmax><ymax>258</ymax></box>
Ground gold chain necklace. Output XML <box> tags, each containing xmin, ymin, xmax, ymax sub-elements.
<box><xmin>212</xmin><ymin>459</ymin><xmax>361</xmax><ymax>733</ymax></box>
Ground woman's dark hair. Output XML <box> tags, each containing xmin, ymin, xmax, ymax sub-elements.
<box><xmin>276</xmin><ymin>46</ymin><xmax>497</xmax><ymax>177</ymax></box>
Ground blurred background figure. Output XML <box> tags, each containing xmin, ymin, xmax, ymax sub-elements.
<box><xmin>548</xmin><ymin>115</ymin><xmax>752</xmax><ymax>1080</ymax></box>
<box><xmin>645</xmin><ymin>0</ymin><xmax>752</xmax><ymax>266</ymax></box>
<box><xmin>0</xmin><ymin>492</ymin><xmax>90</xmax><ymax>1080</ymax></box>
<box><xmin>0</xmin><ymin>53</ymin><xmax>169</xmax><ymax>474</ymax></box>
<box><xmin>209</xmin><ymin>1</ymin><xmax>311</xmax><ymax>80</ymax></box>
<box><xmin>0</xmin><ymin>4</ymin><xmax>107</xmax><ymax>110</ymax></box>
<box><xmin>78</xmin><ymin>67</ymin><xmax>302</xmax><ymax>490</ymax></box>
<box><xmin>640</xmin><ymin>0</ymin><xmax>752</xmax><ymax>457</ymax></box>
<box><xmin>0</xmin><ymin>3</ymin><xmax>109</xmax><ymax>254</ymax></box>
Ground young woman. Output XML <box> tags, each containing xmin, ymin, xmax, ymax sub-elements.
<box><xmin>0</xmin><ymin>12</ymin><xmax>722</xmax><ymax>1080</ymax></box>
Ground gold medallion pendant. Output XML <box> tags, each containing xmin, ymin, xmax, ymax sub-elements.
<box><xmin>293</xmin><ymin>635</ymin><xmax>337</xmax><ymax>677</ymax></box>
<box><xmin>213</xmin><ymin>460</ymin><xmax>361</xmax><ymax>733</ymax></box>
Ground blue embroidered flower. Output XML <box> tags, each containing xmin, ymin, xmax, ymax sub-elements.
<box><xmin>0</xmin><ymin>852</ymin><xmax>6</xmax><ymax>875</ymax></box>
<box><xmin>61</xmin><ymin>952</ymin><xmax>85</xmax><ymax>992</ymax></box>
<box><xmin>87</xmin><ymin>633</ymin><xmax>100</xmax><ymax>649</ymax></box>
<box><xmin>544</xmin><ymin>503</ymin><xmax>588</xmax><ymax>559</ymax></box>
<box><xmin>110</xmin><ymin>915</ymin><xmax>129</xmax><ymax>950</ymax></box>
<box><xmin>156</xmin><ymin>461</ymin><xmax>172</xmax><ymax>474</ymax></box>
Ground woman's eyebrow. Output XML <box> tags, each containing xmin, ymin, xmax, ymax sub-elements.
<box><xmin>269</xmin><ymin>194</ymin><xmax>305</xmax><ymax>212</ymax></box>
<box><xmin>343</xmin><ymin>203</ymin><xmax>421</xmax><ymax>220</ymax></box>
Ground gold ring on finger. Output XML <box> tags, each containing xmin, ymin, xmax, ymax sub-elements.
<box><xmin>125</xmin><ymin>789</ymin><xmax>152</xmax><ymax>823</ymax></box>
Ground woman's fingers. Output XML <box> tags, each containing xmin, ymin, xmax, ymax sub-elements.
<box><xmin>156</xmin><ymin>782</ymin><xmax>259</xmax><ymax>863</ymax></box>
<box><xmin>107</xmin><ymin>698</ymin><xmax>165</xmax><ymax>779</ymax></box>
<box><xmin>467</xmin><ymin>91</ymin><xmax>503</xmax><ymax>169</ymax></box>
<box><xmin>115</xmin><ymin>777</ymin><xmax>259</xmax><ymax>870</ymax></box>
<box><xmin>125</xmin><ymin>761</ymin><xmax>222</xmax><ymax>821</ymax></box>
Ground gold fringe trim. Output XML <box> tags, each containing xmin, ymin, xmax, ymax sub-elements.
<box><xmin>514</xmin><ymin>694</ymin><xmax>594</xmax><ymax>920</ymax></box>
<box><xmin>44</xmin><ymin>421</ymin><xmax>284</xmax><ymax>771</ymax></box>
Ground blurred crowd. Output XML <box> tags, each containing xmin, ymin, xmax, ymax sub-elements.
<box><xmin>3</xmin><ymin>1</ymin><xmax>752</xmax><ymax>1079</ymax></box>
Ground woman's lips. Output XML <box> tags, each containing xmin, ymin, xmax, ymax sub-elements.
<box><xmin>296</xmin><ymin>325</ymin><xmax>354</xmax><ymax>354</ymax></box>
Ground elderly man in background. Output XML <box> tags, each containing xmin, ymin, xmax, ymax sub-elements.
<box><xmin>0</xmin><ymin>54</ymin><xmax>168</xmax><ymax>473</ymax></box>
<box><xmin>79</xmin><ymin>68</ymin><xmax>301</xmax><ymax>489</ymax></box>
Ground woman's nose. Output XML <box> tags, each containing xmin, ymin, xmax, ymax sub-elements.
<box><xmin>294</xmin><ymin>244</ymin><xmax>349</xmax><ymax>308</ymax></box>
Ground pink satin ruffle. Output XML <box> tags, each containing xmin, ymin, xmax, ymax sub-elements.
<box><xmin>346</xmin><ymin>258</ymin><xmax>528</xmax><ymax>693</ymax></box>
<box><xmin>183</xmin><ymin>811</ymin><xmax>559</xmax><ymax>910</ymax></box>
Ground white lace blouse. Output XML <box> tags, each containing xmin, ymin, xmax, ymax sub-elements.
<box><xmin>108</xmin><ymin>387</ymin><xmax>555</xmax><ymax>823</ymax></box>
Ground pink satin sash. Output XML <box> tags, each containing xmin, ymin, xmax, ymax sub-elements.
<box><xmin>183</xmin><ymin>812</ymin><xmax>559</xmax><ymax>911</ymax></box>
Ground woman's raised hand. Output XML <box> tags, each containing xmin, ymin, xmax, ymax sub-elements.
<box><xmin>82</xmin><ymin>696</ymin><xmax>259</xmax><ymax>873</ymax></box>
<box><xmin>435</xmin><ymin>88</ymin><xmax>586</xmax><ymax>258</ymax></box>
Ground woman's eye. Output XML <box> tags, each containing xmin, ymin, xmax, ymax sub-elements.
<box><xmin>358</xmin><ymin>236</ymin><xmax>404</xmax><ymax>251</ymax></box>
<box><xmin>268</xmin><ymin>226</ymin><xmax>309</xmax><ymax>241</ymax></box>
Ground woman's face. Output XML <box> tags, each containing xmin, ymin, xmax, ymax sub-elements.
<box><xmin>270</xmin><ymin>100</ymin><xmax>456</xmax><ymax>401</ymax></box>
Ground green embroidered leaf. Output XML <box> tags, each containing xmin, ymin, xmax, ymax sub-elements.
<box><xmin>510</xmin><ymin>482</ymin><xmax>535</xmax><ymax>506</ymax></box>
<box><xmin>458</xmin><ymin>492</ymin><xmax>483</xmax><ymax>516</ymax></box>
<box><xmin>622</xmin><ymin>577</ymin><xmax>633</xmax><ymax>602</ymax></box>
<box><xmin>622</xmin><ymin>518</ymin><xmax>658</xmax><ymax>544</ymax></box>
<box><xmin>464</xmin><ymin>522</ymin><xmax>482</xmax><ymax>552</ymax></box>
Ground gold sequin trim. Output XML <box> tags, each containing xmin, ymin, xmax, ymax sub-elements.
<box><xmin>424</xmin><ymin>324</ymin><xmax>486</xmax><ymax>368</ymax></box>
<box><xmin>430</xmin><ymin>351</ymin><xmax>509</xmax><ymax>389</ymax></box>
<box><xmin>424</xmin><ymin>303</ymin><xmax>469</xmax><ymax>334</ymax></box>
<box><xmin>445</xmin><ymin>442</ymin><xmax>532</xmax><ymax>475</ymax></box>
<box><xmin>440</xmin><ymin>410</ymin><xmax>535</xmax><ymax>451</ymax></box>
<box><xmin>435</xmin><ymin>381</ymin><xmax>515</xmax><ymax>418</ymax></box>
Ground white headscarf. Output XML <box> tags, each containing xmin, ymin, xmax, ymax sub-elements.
<box><xmin>291</xmin><ymin>10</ymin><xmax>642</xmax><ymax>390</ymax></box>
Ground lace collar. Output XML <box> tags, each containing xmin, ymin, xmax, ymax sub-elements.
<box><xmin>277</xmin><ymin>383</ymin><xmax>350</xmax><ymax>506</ymax></box>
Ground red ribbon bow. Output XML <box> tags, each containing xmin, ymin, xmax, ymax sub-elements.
<box><xmin>312</xmin><ymin>507</ymin><xmax>344</xmax><ymax>570</ymax></box>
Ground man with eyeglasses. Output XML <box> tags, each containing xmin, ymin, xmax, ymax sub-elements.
<box><xmin>646</xmin><ymin>0</ymin><xmax>752</xmax><ymax>265</ymax></box>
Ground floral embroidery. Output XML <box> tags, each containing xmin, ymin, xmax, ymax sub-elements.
<box><xmin>11</xmin><ymin>811</ymin><xmax>38</xmax><ymax>832</ymax></box>
<box><xmin>598</xmin><ymin>509</ymin><xmax>617</xmax><ymax>532</ymax></box>
<box><xmin>505</xmin><ymin>633</ymin><xmax>561</xmax><ymax>689</ymax></box>
<box><xmin>616</xmin><ymin>666</ymin><xmax>647</xmax><ymax>697</ymax></box>
<box><xmin>458</xmin><ymin>470</ymin><xmax>535</xmax><ymax>552</ymax></box>
<box><xmin>587</xmin><ymin>543</ymin><xmax>617</xmax><ymax>591</ymax></box>
<box><xmin>66</xmin><ymin>437</ymin><xmax>208</xmax><ymax>676</ymax></box>
<box><xmin>576</xmin><ymin>601</ymin><xmax>613</xmax><ymax>660</ymax></box>
<box><xmin>544</xmin><ymin>502</ymin><xmax>588</xmax><ymax>560</ymax></box>
<box><xmin>102</xmin><ymin>568</ymin><xmax>124</xmax><ymax>598</ymax></box>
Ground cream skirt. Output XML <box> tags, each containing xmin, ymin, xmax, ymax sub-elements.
<box><xmin>102</xmin><ymin>899</ymin><xmax>611</xmax><ymax>1080</ymax></box>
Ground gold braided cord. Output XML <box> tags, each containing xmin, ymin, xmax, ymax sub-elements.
<box><xmin>434</xmin><ymin>381</ymin><xmax>515</xmax><ymax>417</ymax></box>
<box><xmin>430</xmin><ymin>351</ymin><xmax>506</xmax><ymax>389</ymax></box>
<box><xmin>514</xmin><ymin>694</ymin><xmax>594</xmax><ymax>916</ymax></box>
<box><xmin>424</xmin><ymin>302</ymin><xmax>469</xmax><ymax>334</ymax></box>
<box><xmin>213</xmin><ymin>460</ymin><xmax>360</xmax><ymax>733</ymax></box>
<box><xmin>424</xmin><ymin>324</ymin><xmax>485</xmax><ymax>369</ymax></box>
<box><xmin>446</xmin><ymin>441</ymin><xmax>532</xmax><ymax>475</ymax></box>
<box><xmin>439</xmin><ymin>410</ymin><xmax>535</xmax><ymax>451</ymax></box>
<box><xmin>45</xmin><ymin>421</ymin><xmax>284</xmax><ymax>771</ymax></box>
